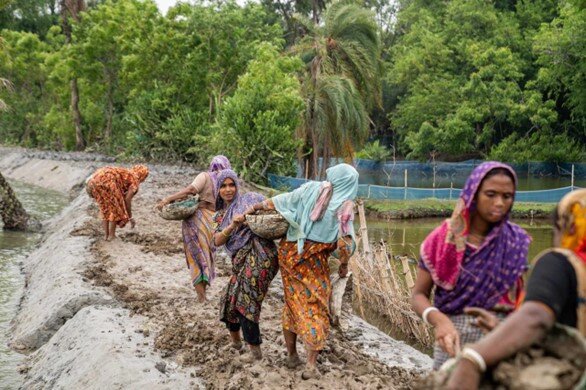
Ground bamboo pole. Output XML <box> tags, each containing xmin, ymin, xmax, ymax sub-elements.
<box><xmin>382</xmin><ymin>242</ymin><xmax>400</xmax><ymax>293</ymax></box>
<box><xmin>400</xmin><ymin>256</ymin><xmax>415</xmax><ymax>289</ymax></box>
<box><xmin>356</xmin><ymin>200</ymin><xmax>371</xmax><ymax>258</ymax></box>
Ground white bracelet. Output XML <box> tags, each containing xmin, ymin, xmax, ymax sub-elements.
<box><xmin>422</xmin><ymin>306</ymin><xmax>439</xmax><ymax>325</ymax></box>
<box><xmin>461</xmin><ymin>347</ymin><xmax>487</xmax><ymax>372</ymax></box>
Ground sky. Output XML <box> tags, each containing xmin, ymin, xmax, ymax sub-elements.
<box><xmin>153</xmin><ymin>0</ymin><xmax>178</xmax><ymax>14</ymax></box>
<box><xmin>153</xmin><ymin>0</ymin><xmax>252</xmax><ymax>15</ymax></box>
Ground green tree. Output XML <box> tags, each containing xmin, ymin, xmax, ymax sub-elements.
<box><xmin>387</xmin><ymin>0</ymin><xmax>560</xmax><ymax>160</ymax></box>
<box><xmin>0</xmin><ymin>30</ymin><xmax>50</xmax><ymax>145</ymax></box>
<box><xmin>294</xmin><ymin>0</ymin><xmax>381</xmax><ymax>179</ymax></box>
<box><xmin>121</xmin><ymin>0</ymin><xmax>283</xmax><ymax>162</ymax></box>
<box><xmin>213</xmin><ymin>43</ymin><xmax>304</xmax><ymax>183</ymax></box>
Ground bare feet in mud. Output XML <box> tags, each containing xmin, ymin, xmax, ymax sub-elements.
<box><xmin>240</xmin><ymin>345</ymin><xmax>263</xmax><ymax>363</ymax></box>
<box><xmin>286</xmin><ymin>354</ymin><xmax>303</xmax><ymax>369</ymax></box>
<box><xmin>301</xmin><ymin>364</ymin><xmax>321</xmax><ymax>380</ymax></box>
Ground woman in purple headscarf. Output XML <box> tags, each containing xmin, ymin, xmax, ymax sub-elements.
<box><xmin>213</xmin><ymin>169</ymin><xmax>279</xmax><ymax>362</ymax></box>
<box><xmin>156</xmin><ymin>155</ymin><xmax>231</xmax><ymax>302</ymax></box>
<box><xmin>411</xmin><ymin>162</ymin><xmax>531</xmax><ymax>370</ymax></box>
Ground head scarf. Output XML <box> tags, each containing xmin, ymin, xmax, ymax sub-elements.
<box><xmin>557</xmin><ymin>189</ymin><xmax>586</xmax><ymax>264</ymax></box>
<box><xmin>208</xmin><ymin>155</ymin><xmax>231</xmax><ymax>188</ymax></box>
<box><xmin>273</xmin><ymin>163</ymin><xmax>358</xmax><ymax>254</ymax></box>
<box><xmin>130</xmin><ymin>165</ymin><xmax>149</xmax><ymax>183</ymax></box>
<box><xmin>215</xmin><ymin>169</ymin><xmax>265</xmax><ymax>256</ymax></box>
<box><xmin>420</xmin><ymin>162</ymin><xmax>531</xmax><ymax>313</ymax></box>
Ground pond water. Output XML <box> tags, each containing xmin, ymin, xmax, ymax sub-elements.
<box><xmin>362</xmin><ymin>217</ymin><xmax>553</xmax><ymax>262</ymax></box>
<box><xmin>0</xmin><ymin>180</ymin><xmax>67</xmax><ymax>388</ymax></box>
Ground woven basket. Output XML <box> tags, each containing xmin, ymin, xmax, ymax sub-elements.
<box><xmin>246</xmin><ymin>211</ymin><xmax>289</xmax><ymax>240</ymax></box>
<box><xmin>159</xmin><ymin>196</ymin><xmax>199</xmax><ymax>221</ymax></box>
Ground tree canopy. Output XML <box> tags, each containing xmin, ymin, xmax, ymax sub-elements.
<box><xmin>0</xmin><ymin>0</ymin><xmax>584</xmax><ymax>181</ymax></box>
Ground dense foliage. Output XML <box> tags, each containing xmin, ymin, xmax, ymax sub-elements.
<box><xmin>0</xmin><ymin>0</ymin><xmax>584</xmax><ymax>182</ymax></box>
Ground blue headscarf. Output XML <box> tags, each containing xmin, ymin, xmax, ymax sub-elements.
<box><xmin>272</xmin><ymin>163</ymin><xmax>359</xmax><ymax>254</ymax></box>
<box><xmin>215</xmin><ymin>169</ymin><xmax>265</xmax><ymax>256</ymax></box>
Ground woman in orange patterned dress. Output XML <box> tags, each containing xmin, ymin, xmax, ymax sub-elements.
<box><xmin>86</xmin><ymin>165</ymin><xmax>149</xmax><ymax>241</ymax></box>
<box><xmin>244</xmin><ymin>163</ymin><xmax>359</xmax><ymax>379</ymax></box>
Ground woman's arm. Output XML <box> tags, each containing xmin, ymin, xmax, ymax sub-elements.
<box><xmin>213</xmin><ymin>215</ymin><xmax>244</xmax><ymax>246</ymax></box>
<box><xmin>336</xmin><ymin>236</ymin><xmax>353</xmax><ymax>277</ymax></box>
<box><xmin>156</xmin><ymin>185</ymin><xmax>197</xmax><ymax>210</ymax></box>
<box><xmin>446</xmin><ymin>302</ymin><xmax>554</xmax><ymax>389</ymax></box>
<box><xmin>244</xmin><ymin>199</ymin><xmax>275</xmax><ymax>215</ymax></box>
<box><xmin>125</xmin><ymin>189</ymin><xmax>136</xmax><ymax>219</ymax></box>
<box><xmin>412</xmin><ymin>268</ymin><xmax>461</xmax><ymax>357</ymax></box>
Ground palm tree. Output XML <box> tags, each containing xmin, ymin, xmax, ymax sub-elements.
<box><xmin>294</xmin><ymin>1</ymin><xmax>381</xmax><ymax>179</ymax></box>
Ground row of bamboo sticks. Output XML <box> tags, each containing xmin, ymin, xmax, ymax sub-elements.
<box><xmin>350</xmin><ymin>200</ymin><xmax>434</xmax><ymax>348</ymax></box>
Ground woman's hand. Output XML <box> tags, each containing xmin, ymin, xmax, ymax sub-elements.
<box><xmin>155</xmin><ymin>198</ymin><xmax>169</xmax><ymax>211</ymax></box>
<box><xmin>464</xmin><ymin>307</ymin><xmax>500</xmax><ymax>333</ymax></box>
<box><xmin>232</xmin><ymin>214</ymin><xmax>245</xmax><ymax>227</ymax></box>
<box><xmin>434</xmin><ymin>315</ymin><xmax>461</xmax><ymax>357</ymax></box>
<box><xmin>338</xmin><ymin>263</ymin><xmax>349</xmax><ymax>278</ymax></box>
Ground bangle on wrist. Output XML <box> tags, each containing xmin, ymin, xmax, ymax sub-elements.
<box><xmin>422</xmin><ymin>306</ymin><xmax>440</xmax><ymax>325</ymax></box>
<box><xmin>221</xmin><ymin>229</ymin><xmax>230</xmax><ymax>238</ymax></box>
<box><xmin>460</xmin><ymin>347</ymin><xmax>487</xmax><ymax>372</ymax></box>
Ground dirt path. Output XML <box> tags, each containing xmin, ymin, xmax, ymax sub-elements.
<box><xmin>76</xmin><ymin>170</ymin><xmax>424</xmax><ymax>389</ymax></box>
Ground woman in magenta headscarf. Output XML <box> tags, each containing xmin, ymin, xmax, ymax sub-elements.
<box><xmin>157</xmin><ymin>155</ymin><xmax>231</xmax><ymax>302</ymax></box>
<box><xmin>412</xmin><ymin>162</ymin><xmax>531</xmax><ymax>370</ymax></box>
<box><xmin>411</xmin><ymin>162</ymin><xmax>531</xmax><ymax>370</ymax></box>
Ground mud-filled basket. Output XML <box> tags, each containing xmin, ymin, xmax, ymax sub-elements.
<box><xmin>246</xmin><ymin>210</ymin><xmax>289</xmax><ymax>240</ymax></box>
<box><xmin>159</xmin><ymin>195</ymin><xmax>199</xmax><ymax>221</ymax></box>
<box><xmin>417</xmin><ymin>323</ymin><xmax>586</xmax><ymax>389</ymax></box>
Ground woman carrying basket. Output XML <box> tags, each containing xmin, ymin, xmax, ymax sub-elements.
<box><xmin>156</xmin><ymin>155</ymin><xmax>231</xmax><ymax>302</ymax></box>
<box><xmin>213</xmin><ymin>169</ymin><xmax>279</xmax><ymax>362</ymax></box>
<box><xmin>244</xmin><ymin>163</ymin><xmax>358</xmax><ymax>379</ymax></box>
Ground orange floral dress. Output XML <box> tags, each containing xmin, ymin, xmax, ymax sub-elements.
<box><xmin>278</xmin><ymin>239</ymin><xmax>338</xmax><ymax>351</ymax></box>
<box><xmin>87</xmin><ymin>167</ymin><xmax>139</xmax><ymax>227</ymax></box>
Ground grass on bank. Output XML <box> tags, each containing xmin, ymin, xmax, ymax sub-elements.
<box><xmin>364</xmin><ymin>198</ymin><xmax>556</xmax><ymax>219</ymax></box>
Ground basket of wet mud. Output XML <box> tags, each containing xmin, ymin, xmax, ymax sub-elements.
<box><xmin>246</xmin><ymin>210</ymin><xmax>289</xmax><ymax>240</ymax></box>
<box><xmin>417</xmin><ymin>324</ymin><xmax>586</xmax><ymax>389</ymax></box>
<box><xmin>159</xmin><ymin>196</ymin><xmax>199</xmax><ymax>221</ymax></box>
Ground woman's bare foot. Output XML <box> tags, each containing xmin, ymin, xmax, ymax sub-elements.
<box><xmin>301</xmin><ymin>364</ymin><xmax>321</xmax><ymax>380</ymax></box>
<box><xmin>195</xmin><ymin>283</ymin><xmax>207</xmax><ymax>303</ymax></box>
<box><xmin>240</xmin><ymin>345</ymin><xmax>262</xmax><ymax>363</ymax></box>
<box><xmin>286</xmin><ymin>353</ymin><xmax>303</xmax><ymax>369</ymax></box>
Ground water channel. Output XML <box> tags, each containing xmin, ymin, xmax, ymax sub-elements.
<box><xmin>0</xmin><ymin>180</ymin><xmax>67</xmax><ymax>388</ymax></box>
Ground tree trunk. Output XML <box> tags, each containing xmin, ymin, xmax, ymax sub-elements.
<box><xmin>0</xmin><ymin>172</ymin><xmax>39</xmax><ymax>231</ymax></box>
<box><xmin>61</xmin><ymin>0</ymin><xmax>86</xmax><ymax>151</ymax></box>
<box><xmin>71</xmin><ymin>78</ymin><xmax>85</xmax><ymax>150</ymax></box>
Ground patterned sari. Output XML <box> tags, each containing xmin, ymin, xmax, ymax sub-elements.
<box><xmin>87</xmin><ymin>165</ymin><xmax>148</xmax><ymax>227</ymax></box>
<box><xmin>180</xmin><ymin>156</ymin><xmax>231</xmax><ymax>287</ymax></box>
<box><xmin>214</xmin><ymin>169</ymin><xmax>279</xmax><ymax>325</ymax></box>
<box><xmin>182</xmin><ymin>209</ymin><xmax>215</xmax><ymax>286</ymax></box>
<box><xmin>279</xmin><ymin>240</ymin><xmax>337</xmax><ymax>350</ymax></box>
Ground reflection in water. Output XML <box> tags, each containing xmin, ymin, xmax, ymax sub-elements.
<box><xmin>0</xmin><ymin>181</ymin><xmax>67</xmax><ymax>388</ymax></box>
<box><xmin>359</xmin><ymin>218</ymin><xmax>553</xmax><ymax>262</ymax></box>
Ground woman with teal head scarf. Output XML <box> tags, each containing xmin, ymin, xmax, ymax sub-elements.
<box><xmin>244</xmin><ymin>163</ymin><xmax>359</xmax><ymax>379</ymax></box>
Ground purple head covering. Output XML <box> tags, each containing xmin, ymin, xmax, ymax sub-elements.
<box><xmin>420</xmin><ymin>161</ymin><xmax>531</xmax><ymax>314</ymax></box>
<box><xmin>215</xmin><ymin>169</ymin><xmax>265</xmax><ymax>256</ymax></box>
<box><xmin>208</xmin><ymin>155</ymin><xmax>231</xmax><ymax>191</ymax></box>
